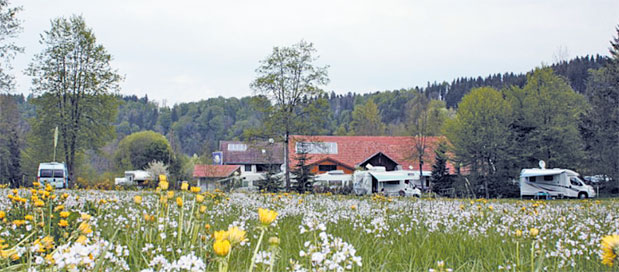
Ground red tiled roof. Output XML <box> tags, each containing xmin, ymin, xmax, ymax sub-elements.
<box><xmin>193</xmin><ymin>165</ymin><xmax>240</xmax><ymax>178</ymax></box>
<box><xmin>220</xmin><ymin>141</ymin><xmax>284</xmax><ymax>164</ymax></box>
<box><xmin>289</xmin><ymin>135</ymin><xmax>457</xmax><ymax>174</ymax></box>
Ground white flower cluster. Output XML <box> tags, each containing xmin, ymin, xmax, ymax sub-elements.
<box><xmin>143</xmin><ymin>252</ymin><xmax>205</xmax><ymax>272</ymax></box>
<box><xmin>51</xmin><ymin>239</ymin><xmax>130</xmax><ymax>271</ymax></box>
<box><xmin>297</xmin><ymin>231</ymin><xmax>362</xmax><ymax>272</ymax></box>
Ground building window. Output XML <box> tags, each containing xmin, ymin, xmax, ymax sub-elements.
<box><xmin>318</xmin><ymin>165</ymin><xmax>337</xmax><ymax>172</ymax></box>
<box><xmin>228</xmin><ymin>144</ymin><xmax>247</xmax><ymax>151</ymax></box>
<box><xmin>244</xmin><ymin>165</ymin><xmax>252</xmax><ymax>172</ymax></box>
<box><xmin>296</xmin><ymin>142</ymin><xmax>338</xmax><ymax>154</ymax></box>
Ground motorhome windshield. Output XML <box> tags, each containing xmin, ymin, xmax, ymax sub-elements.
<box><xmin>570</xmin><ymin>177</ymin><xmax>584</xmax><ymax>186</ymax></box>
<box><xmin>40</xmin><ymin>169</ymin><xmax>53</xmax><ymax>178</ymax></box>
<box><xmin>53</xmin><ymin>170</ymin><xmax>64</xmax><ymax>178</ymax></box>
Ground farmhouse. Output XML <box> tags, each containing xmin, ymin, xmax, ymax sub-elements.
<box><xmin>193</xmin><ymin>165</ymin><xmax>241</xmax><ymax>191</ymax></box>
<box><xmin>217</xmin><ymin>141</ymin><xmax>284</xmax><ymax>173</ymax></box>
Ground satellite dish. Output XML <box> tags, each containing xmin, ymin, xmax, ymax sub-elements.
<box><xmin>539</xmin><ymin>160</ymin><xmax>546</xmax><ymax>169</ymax></box>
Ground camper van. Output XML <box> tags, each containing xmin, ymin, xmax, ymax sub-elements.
<box><xmin>520</xmin><ymin>168</ymin><xmax>596</xmax><ymax>199</ymax></box>
<box><xmin>314</xmin><ymin>170</ymin><xmax>352</xmax><ymax>190</ymax></box>
<box><xmin>37</xmin><ymin>162</ymin><xmax>68</xmax><ymax>189</ymax></box>
<box><xmin>353</xmin><ymin>166</ymin><xmax>421</xmax><ymax>197</ymax></box>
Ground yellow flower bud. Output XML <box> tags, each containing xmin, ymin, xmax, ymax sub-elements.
<box><xmin>181</xmin><ymin>182</ymin><xmax>189</xmax><ymax>191</ymax></box>
<box><xmin>134</xmin><ymin>195</ymin><xmax>142</xmax><ymax>205</ymax></box>
<box><xmin>529</xmin><ymin>228</ymin><xmax>539</xmax><ymax>237</ymax></box>
<box><xmin>258</xmin><ymin>208</ymin><xmax>278</xmax><ymax>226</ymax></box>
<box><xmin>196</xmin><ymin>194</ymin><xmax>205</xmax><ymax>203</ymax></box>
<box><xmin>213</xmin><ymin>239</ymin><xmax>230</xmax><ymax>257</ymax></box>
<box><xmin>176</xmin><ymin>197</ymin><xmax>183</xmax><ymax>207</ymax></box>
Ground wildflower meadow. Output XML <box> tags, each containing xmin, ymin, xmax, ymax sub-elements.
<box><xmin>0</xmin><ymin>180</ymin><xmax>618</xmax><ymax>271</ymax></box>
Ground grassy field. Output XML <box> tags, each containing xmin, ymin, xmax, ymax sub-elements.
<box><xmin>0</xmin><ymin>183</ymin><xmax>618</xmax><ymax>271</ymax></box>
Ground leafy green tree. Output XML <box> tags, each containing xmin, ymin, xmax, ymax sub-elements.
<box><xmin>444</xmin><ymin>87</ymin><xmax>513</xmax><ymax>198</ymax></box>
<box><xmin>114</xmin><ymin>131</ymin><xmax>174</xmax><ymax>171</ymax></box>
<box><xmin>0</xmin><ymin>95</ymin><xmax>21</xmax><ymax>187</ymax></box>
<box><xmin>0</xmin><ymin>0</ymin><xmax>22</xmax><ymax>91</ymax></box>
<box><xmin>505</xmin><ymin>67</ymin><xmax>587</xmax><ymax>169</ymax></box>
<box><xmin>250</xmin><ymin>40</ymin><xmax>329</xmax><ymax>190</ymax></box>
<box><xmin>431</xmin><ymin>139</ymin><xmax>451</xmax><ymax>195</ymax></box>
<box><xmin>27</xmin><ymin>15</ymin><xmax>121</xmax><ymax>186</ymax></box>
<box><xmin>349</xmin><ymin>99</ymin><xmax>385</xmax><ymax>135</ymax></box>
<box><xmin>580</xmin><ymin>27</ymin><xmax>619</xmax><ymax>183</ymax></box>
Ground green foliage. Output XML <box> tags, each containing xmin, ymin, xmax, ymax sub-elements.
<box><xmin>349</xmin><ymin>99</ymin><xmax>385</xmax><ymax>135</ymax></box>
<box><xmin>444</xmin><ymin>87</ymin><xmax>513</xmax><ymax>197</ymax></box>
<box><xmin>0</xmin><ymin>0</ymin><xmax>23</xmax><ymax>91</ymax></box>
<box><xmin>580</xmin><ymin>27</ymin><xmax>619</xmax><ymax>183</ymax></box>
<box><xmin>431</xmin><ymin>139</ymin><xmax>451</xmax><ymax>194</ymax></box>
<box><xmin>0</xmin><ymin>95</ymin><xmax>21</xmax><ymax>186</ymax></box>
<box><xmin>27</xmin><ymin>15</ymin><xmax>121</xmax><ymax>186</ymax></box>
<box><xmin>505</xmin><ymin>67</ymin><xmax>587</xmax><ymax>169</ymax></box>
<box><xmin>114</xmin><ymin>131</ymin><xmax>173</xmax><ymax>171</ymax></box>
<box><xmin>250</xmin><ymin>40</ymin><xmax>329</xmax><ymax>190</ymax></box>
<box><xmin>291</xmin><ymin>151</ymin><xmax>314</xmax><ymax>193</ymax></box>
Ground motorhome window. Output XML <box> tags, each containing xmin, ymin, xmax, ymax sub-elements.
<box><xmin>40</xmin><ymin>169</ymin><xmax>53</xmax><ymax>178</ymax></box>
<box><xmin>384</xmin><ymin>180</ymin><xmax>400</xmax><ymax>185</ymax></box>
<box><xmin>529</xmin><ymin>176</ymin><xmax>537</xmax><ymax>182</ymax></box>
<box><xmin>318</xmin><ymin>165</ymin><xmax>337</xmax><ymax>172</ymax></box>
<box><xmin>543</xmin><ymin>175</ymin><xmax>554</xmax><ymax>181</ymax></box>
<box><xmin>570</xmin><ymin>178</ymin><xmax>581</xmax><ymax>186</ymax></box>
<box><xmin>244</xmin><ymin>165</ymin><xmax>252</xmax><ymax>172</ymax></box>
<box><xmin>53</xmin><ymin>170</ymin><xmax>64</xmax><ymax>178</ymax></box>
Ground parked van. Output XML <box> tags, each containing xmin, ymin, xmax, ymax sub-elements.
<box><xmin>37</xmin><ymin>162</ymin><xmax>68</xmax><ymax>189</ymax></box>
<box><xmin>520</xmin><ymin>168</ymin><xmax>596</xmax><ymax>199</ymax></box>
<box><xmin>353</xmin><ymin>166</ymin><xmax>421</xmax><ymax>197</ymax></box>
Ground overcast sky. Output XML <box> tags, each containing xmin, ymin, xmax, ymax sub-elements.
<box><xmin>10</xmin><ymin>0</ymin><xmax>619</xmax><ymax>105</ymax></box>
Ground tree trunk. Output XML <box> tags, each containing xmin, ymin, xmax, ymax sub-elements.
<box><xmin>284</xmin><ymin>131</ymin><xmax>290</xmax><ymax>191</ymax></box>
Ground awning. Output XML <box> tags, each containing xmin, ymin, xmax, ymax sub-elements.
<box><xmin>369</xmin><ymin>172</ymin><xmax>415</xmax><ymax>182</ymax></box>
<box><xmin>520</xmin><ymin>169</ymin><xmax>565</xmax><ymax>178</ymax></box>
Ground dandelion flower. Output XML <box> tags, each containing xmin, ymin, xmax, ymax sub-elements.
<box><xmin>227</xmin><ymin>226</ymin><xmax>246</xmax><ymax>245</ymax></box>
<box><xmin>134</xmin><ymin>195</ymin><xmax>142</xmax><ymax>205</ymax></box>
<box><xmin>601</xmin><ymin>234</ymin><xmax>619</xmax><ymax>267</ymax></box>
<box><xmin>529</xmin><ymin>228</ymin><xmax>539</xmax><ymax>237</ymax></box>
<box><xmin>181</xmin><ymin>182</ymin><xmax>189</xmax><ymax>191</ymax></box>
<box><xmin>191</xmin><ymin>186</ymin><xmax>201</xmax><ymax>193</ymax></box>
<box><xmin>58</xmin><ymin>220</ymin><xmax>69</xmax><ymax>227</ymax></box>
<box><xmin>59</xmin><ymin>211</ymin><xmax>70</xmax><ymax>218</ymax></box>
<box><xmin>196</xmin><ymin>194</ymin><xmax>205</xmax><ymax>203</ymax></box>
<box><xmin>213</xmin><ymin>230</ymin><xmax>228</xmax><ymax>241</ymax></box>
<box><xmin>0</xmin><ymin>211</ymin><xmax>5</xmax><ymax>219</ymax></box>
<box><xmin>176</xmin><ymin>197</ymin><xmax>183</xmax><ymax>207</ymax></box>
<box><xmin>213</xmin><ymin>239</ymin><xmax>230</xmax><ymax>257</ymax></box>
<box><xmin>34</xmin><ymin>200</ymin><xmax>45</xmax><ymax>207</ymax></box>
<box><xmin>258</xmin><ymin>208</ymin><xmax>277</xmax><ymax>226</ymax></box>
<box><xmin>199</xmin><ymin>205</ymin><xmax>207</xmax><ymax>213</ymax></box>
<box><xmin>515</xmin><ymin>229</ymin><xmax>522</xmax><ymax>237</ymax></box>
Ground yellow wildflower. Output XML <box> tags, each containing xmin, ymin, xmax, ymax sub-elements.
<box><xmin>191</xmin><ymin>186</ymin><xmax>201</xmax><ymax>193</ymax></box>
<box><xmin>0</xmin><ymin>211</ymin><xmax>5</xmax><ymax>219</ymax></box>
<box><xmin>81</xmin><ymin>213</ymin><xmax>92</xmax><ymax>221</ymax></box>
<box><xmin>350</xmin><ymin>205</ymin><xmax>356</xmax><ymax>210</ymax></box>
<box><xmin>258</xmin><ymin>208</ymin><xmax>277</xmax><ymax>226</ymax></box>
<box><xmin>78</xmin><ymin>222</ymin><xmax>92</xmax><ymax>234</ymax></box>
<box><xmin>159</xmin><ymin>180</ymin><xmax>169</xmax><ymax>190</ymax></box>
<box><xmin>268</xmin><ymin>236</ymin><xmax>280</xmax><ymax>246</ymax></box>
<box><xmin>60</xmin><ymin>211</ymin><xmax>70</xmax><ymax>218</ymax></box>
<box><xmin>213</xmin><ymin>239</ymin><xmax>230</xmax><ymax>257</ymax></box>
<box><xmin>58</xmin><ymin>220</ymin><xmax>69</xmax><ymax>227</ymax></box>
<box><xmin>227</xmin><ymin>226</ymin><xmax>246</xmax><ymax>244</ymax></box>
<box><xmin>515</xmin><ymin>229</ymin><xmax>522</xmax><ymax>237</ymax></box>
<box><xmin>601</xmin><ymin>234</ymin><xmax>619</xmax><ymax>267</ymax></box>
<box><xmin>25</xmin><ymin>215</ymin><xmax>34</xmax><ymax>221</ymax></box>
<box><xmin>196</xmin><ymin>194</ymin><xmax>205</xmax><ymax>203</ymax></box>
<box><xmin>213</xmin><ymin>230</ymin><xmax>228</xmax><ymax>241</ymax></box>
<box><xmin>134</xmin><ymin>195</ymin><xmax>142</xmax><ymax>205</ymax></box>
<box><xmin>199</xmin><ymin>205</ymin><xmax>207</xmax><ymax>213</ymax></box>
<box><xmin>12</xmin><ymin>220</ymin><xmax>26</xmax><ymax>227</ymax></box>
<box><xmin>529</xmin><ymin>228</ymin><xmax>539</xmax><ymax>237</ymax></box>
<box><xmin>181</xmin><ymin>182</ymin><xmax>189</xmax><ymax>191</ymax></box>
<box><xmin>76</xmin><ymin>235</ymin><xmax>87</xmax><ymax>245</ymax></box>
<box><xmin>205</xmin><ymin>224</ymin><xmax>211</xmax><ymax>231</ymax></box>
<box><xmin>167</xmin><ymin>191</ymin><xmax>175</xmax><ymax>198</ymax></box>
<box><xmin>176</xmin><ymin>197</ymin><xmax>183</xmax><ymax>207</ymax></box>
<box><xmin>34</xmin><ymin>200</ymin><xmax>45</xmax><ymax>207</ymax></box>
<box><xmin>54</xmin><ymin>205</ymin><xmax>64</xmax><ymax>212</ymax></box>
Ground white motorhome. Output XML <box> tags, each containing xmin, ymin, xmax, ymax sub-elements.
<box><xmin>314</xmin><ymin>170</ymin><xmax>352</xmax><ymax>190</ymax></box>
<box><xmin>115</xmin><ymin>170</ymin><xmax>153</xmax><ymax>187</ymax></box>
<box><xmin>353</xmin><ymin>166</ymin><xmax>421</xmax><ymax>197</ymax></box>
<box><xmin>37</xmin><ymin>162</ymin><xmax>68</xmax><ymax>189</ymax></box>
<box><xmin>520</xmin><ymin>168</ymin><xmax>596</xmax><ymax>199</ymax></box>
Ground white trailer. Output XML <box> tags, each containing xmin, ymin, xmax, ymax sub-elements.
<box><xmin>520</xmin><ymin>168</ymin><xmax>596</xmax><ymax>199</ymax></box>
<box><xmin>314</xmin><ymin>170</ymin><xmax>352</xmax><ymax>190</ymax></box>
<box><xmin>352</xmin><ymin>166</ymin><xmax>421</xmax><ymax>197</ymax></box>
